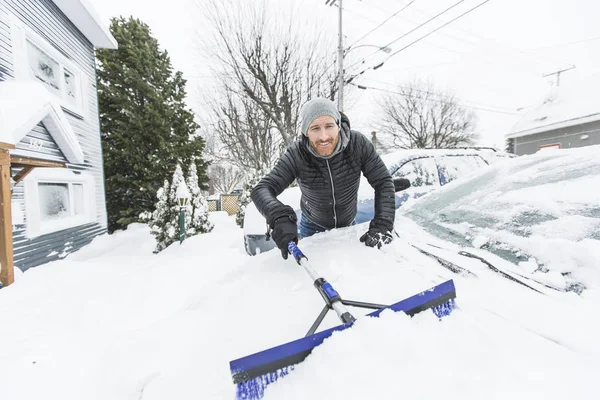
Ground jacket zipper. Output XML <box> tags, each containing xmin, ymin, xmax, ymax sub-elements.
<box><xmin>326</xmin><ymin>160</ymin><xmax>337</xmax><ymax>228</ymax></box>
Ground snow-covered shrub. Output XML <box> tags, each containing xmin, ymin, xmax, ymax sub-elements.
<box><xmin>186</xmin><ymin>162</ymin><xmax>214</xmax><ymax>236</ymax></box>
<box><xmin>148</xmin><ymin>178</ymin><xmax>177</xmax><ymax>253</ymax></box>
<box><xmin>148</xmin><ymin>163</ymin><xmax>213</xmax><ymax>253</ymax></box>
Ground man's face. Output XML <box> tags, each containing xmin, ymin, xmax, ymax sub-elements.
<box><xmin>306</xmin><ymin>115</ymin><xmax>340</xmax><ymax>157</ymax></box>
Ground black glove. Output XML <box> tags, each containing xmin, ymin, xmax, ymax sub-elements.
<box><xmin>359</xmin><ymin>221</ymin><xmax>393</xmax><ymax>249</ymax></box>
<box><xmin>270</xmin><ymin>214</ymin><xmax>298</xmax><ymax>259</ymax></box>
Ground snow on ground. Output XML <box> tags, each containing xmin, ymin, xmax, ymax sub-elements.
<box><xmin>1</xmin><ymin>206</ymin><xmax>598</xmax><ymax>399</ymax></box>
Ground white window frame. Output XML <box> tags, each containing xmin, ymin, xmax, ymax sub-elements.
<box><xmin>24</xmin><ymin>168</ymin><xmax>97</xmax><ymax>238</ymax></box>
<box><xmin>10</xmin><ymin>16</ymin><xmax>87</xmax><ymax>118</ymax></box>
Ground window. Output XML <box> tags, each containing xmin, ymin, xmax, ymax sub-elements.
<box><xmin>436</xmin><ymin>155</ymin><xmax>489</xmax><ymax>185</ymax></box>
<box><xmin>392</xmin><ymin>158</ymin><xmax>440</xmax><ymax>188</ymax></box>
<box><xmin>24</xmin><ymin>168</ymin><xmax>97</xmax><ymax>238</ymax></box>
<box><xmin>26</xmin><ymin>40</ymin><xmax>61</xmax><ymax>93</ymax></box>
<box><xmin>10</xmin><ymin>16</ymin><xmax>87</xmax><ymax>117</ymax></box>
<box><xmin>538</xmin><ymin>143</ymin><xmax>561</xmax><ymax>152</ymax></box>
<box><xmin>39</xmin><ymin>183</ymin><xmax>70</xmax><ymax>221</ymax></box>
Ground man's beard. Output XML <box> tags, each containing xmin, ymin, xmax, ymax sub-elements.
<box><xmin>311</xmin><ymin>137</ymin><xmax>338</xmax><ymax>156</ymax></box>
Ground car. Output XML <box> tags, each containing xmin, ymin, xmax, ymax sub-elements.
<box><xmin>399</xmin><ymin>145</ymin><xmax>599</xmax><ymax>293</ymax></box>
<box><xmin>356</xmin><ymin>147</ymin><xmax>515</xmax><ymax>224</ymax></box>
<box><xmin>243</xmin><ymin>147</ymin><xmax>515</xmax><ymax>256</ymax></box>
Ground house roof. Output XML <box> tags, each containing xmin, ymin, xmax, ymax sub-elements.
<box><xmin>0</xmin><ymin>80</ymin><xmax>85</xmax><ymax>164</ymax></box>
<box><xmin>52</xmin><ymin>0</ymin><xmax>118</xmax><ymax>49</ymax></box>
<box><xmin>506</xmin><ymin>77</ymin><xmax>600</xmax><ymax>139</ymax></box>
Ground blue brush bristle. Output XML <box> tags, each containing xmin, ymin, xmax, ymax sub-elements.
<box><xmin>432</xmin><ymin>298</ymin><xmax>456</xmax><ymax>319</ymax></box>
<box><xmin>235</xmin><ymin>365</ymin><xmax>295</xmax><ymax>399</ymax></box>
<box><xmin>234</xmin><ymin>300</ymin><xmax>458</xmax><ymax>399</ymax></box>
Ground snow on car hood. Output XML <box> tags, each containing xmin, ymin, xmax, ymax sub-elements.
<box><xmin>402</xmin><ymin>145</ymin><xmax>600</xmax><ymax>292</ymax></box>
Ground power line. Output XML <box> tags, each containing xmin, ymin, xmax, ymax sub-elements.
<box><xmin>527</xmin><ymin>35</ymin><xmax>600</xmax><ymax>50</ymax></box>
<box><xmin>358</xmin><ymin>1</ymin><xmax>576</xmax><ymax>77</ymax></box>
<box><xmin>346</xmin><ymin>0</ymin><xmax>492</xmax><ymax>83</ymax></box>
<box><xmin>360</xmin><ymin>77</ymin><xmax>518</xmax><ymax>112</ymax></box>
<box><xmin>322</xmin><ymin>1</ymin><xmax>414</xmax><ymax>78</ymax></box>
<box><xmin>346</xmin><ymin>0</ymin><xmax>418</xmax><ymax>50</ymax></box>
<box><xmin>387</xmin><ymin>0</ymin><xmax>492</xmax><ymax>60</ymax></box>
<box><xmin>348</xmin><ymin>82</ymin><xmax>520</xmax><ymax>115</ymax></box>
<box><xmin>345</xmin><ymin>0</ymin><xmax>468</xmax><ymax>72</ymax></box>
<box><xmin>332</xmin><ymin>2</ymin><xmax>381</xmax><ymax>24</ymax></box>
<box><xmin>405</xmin><ymin>4</ymin><xmax>574</xmax><ymax>71</ymax></box>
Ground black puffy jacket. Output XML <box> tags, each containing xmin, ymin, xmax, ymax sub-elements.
<box><xmin>251</xmin><ymin>113</ymin><xmax>396</xmax><ymax>233</ymax></box>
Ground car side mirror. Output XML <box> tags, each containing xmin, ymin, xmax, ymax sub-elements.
<box><xmin>393</xmin><ymin>177</ymin><xmax>411</xmax><ymax>192</ymax></box>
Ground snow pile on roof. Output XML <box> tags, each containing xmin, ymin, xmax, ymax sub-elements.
<box><xmin>507</xmin><ymin>76</ymin><xmax>600</xmax><ymax>138</ymax></box>
<box><xmin>51</xmin><ymin>0</ymin><xmax>118</xmax><ymax>49</ymax></box>
<box><xmin>0</xmin><ymin>80</ymin><xmax>84</xmax><ymax>163</ymax></box>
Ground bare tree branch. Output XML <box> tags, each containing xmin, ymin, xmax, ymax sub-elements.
<box><xmin>201</xmin><ymin>85</ymin><xmax>282</xmax><ymax>172</ymax></box>
<box><xmin>208</xmin><ymin>163</ymin><xmax>243</xmax><ymax>194</ymax></box>
<box><xmin>376</xmin><ymin>78</ymin><xmax>479</xmax><ymax>149</ymax></box>
<box><xmin>198</xmin><ymin>0</ymin><xmax>338</xmax><ymax>172</ymax></box>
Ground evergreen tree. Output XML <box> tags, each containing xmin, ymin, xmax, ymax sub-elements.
<box><xmin>96</xmin><ymin>16</ymin><xmax>210</xmax><ymax>233</ymax></box>
<box><xmin>148</xmin><ymin>179</ymin><xmax>176</xmax><ymax>253</ymax></box>
<box><xmin>148</xmin><ymin>163</ymin><xmax>214</xmax><ymax>253</ymax></box>
<box><xmin>186</xmin><ymin>162</ymin><xmax>214</xmax><ymax>235</ymax></box>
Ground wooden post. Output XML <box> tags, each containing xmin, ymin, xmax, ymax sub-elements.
<box><xmin>0</xmin><ymin>148</ymin><xmax>14</xmax><ymax>287</ymax></box>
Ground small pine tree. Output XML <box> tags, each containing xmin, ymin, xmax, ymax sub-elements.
<box><xmin>187</xmin><ymin>162</ymin><xmax>214</xmax><ymax>235</ymax></box>
<box><xmin>235</xmin><ymin>169</ymin><xmax>266</xmax><ymax>227</ymax></box>
<box><xmin>148</xmin><ymin>163</ymin><xmax>215</xmax><ymax>253</ymax></box>
<box><xmin>148</xmin><ymin>179</ymin><xmax>178</xmax><ymax>253</ymax></box>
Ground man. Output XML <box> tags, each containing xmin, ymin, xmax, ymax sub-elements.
<box><xmin>251</xmin><ymin>97</ymin><xmax>396</xmax><ymax>259</ymax></box>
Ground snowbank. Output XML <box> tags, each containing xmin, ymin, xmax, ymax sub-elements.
<box><xmin>0</xmin><ymin>202</ymin><xmax>598</xmax><ymax>399</ymax></box>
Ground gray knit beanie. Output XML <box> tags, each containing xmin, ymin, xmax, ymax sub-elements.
<box><xmin>299</xmin><ymin>98</ymin><xmax>341</xmax><ymax>136</ymax></box>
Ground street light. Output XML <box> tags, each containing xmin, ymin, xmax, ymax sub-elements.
<box><xmin>176</xmin><ymin>180</ymin><xmax>190</xmax><ymax>244</ymax></box>
<box><xmin>344</xmin><ymin>44</ymin><xmax>392</xmax><ymax>56</ymax></box>
<box><xmin>338</xmin><ymin>44</ymin><xmax>391</xmax><ymax>109</ymax></box>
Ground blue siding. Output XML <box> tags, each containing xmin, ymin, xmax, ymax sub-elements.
<box><xmin>1</xmin><ymin>0</ymin><xmax>110</xmax><ymax>270</ymax></box>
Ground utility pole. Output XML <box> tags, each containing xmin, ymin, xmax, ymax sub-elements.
<box><xmin>326</xmin><ymin>0</ymin><xmax>344</xmax><ymax>111</ymax></box>
<box><xmin>543</xmin><ymin>65</ymin><xmax>575</xmax><ymax>87</ymax></box>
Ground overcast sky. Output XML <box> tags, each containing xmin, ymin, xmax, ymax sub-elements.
<box><xmin>90</xmin><ymin>0</ymin><xmax>600</xmax><ymax>148</ymax></box>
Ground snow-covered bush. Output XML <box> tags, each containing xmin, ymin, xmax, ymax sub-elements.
<box><xmin>186</xmin><ymin>162</ymin><xmax>214</xmax><ymax>236</ymax></box>
<box><xmin>148</xmin><ymin>163</ymin><xmax>213</xmax><ymax>253</ymax></box>
<box><xmin>148</xmin><ymin>178</ymin><xmax>177</xmax><ymax>253</ymax></box>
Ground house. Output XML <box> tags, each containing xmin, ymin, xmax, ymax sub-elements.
<box><xmin>506</xmin><ymin>78</ymin><xmax>600</xmax><ymax>155</ymax></box>
<box><xmin>0</xmin><ymin>0</ymin><xmax>117</xmax><ymax>287</ymax></box>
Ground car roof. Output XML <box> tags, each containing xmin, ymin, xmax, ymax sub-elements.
<box><xmin>381</xmin><ymin>147</ymin><xmax>509</xmax><ymax>163</ymax></box>
<box><xmin>380</xmin><ymin>147</ymin><xmax>514</xmax><ymax>172</ymax></box>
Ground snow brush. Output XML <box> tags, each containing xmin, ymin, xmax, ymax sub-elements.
<box><xmin>229</xmin><ymin>242</ymin><xmax>457</xmax><ymax>400</ymax></box>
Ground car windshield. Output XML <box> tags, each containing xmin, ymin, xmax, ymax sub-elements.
<box><xmin>402</xmin><ymin>147</ymin><xmax>600</xmax><ymax>289</ymax></box>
